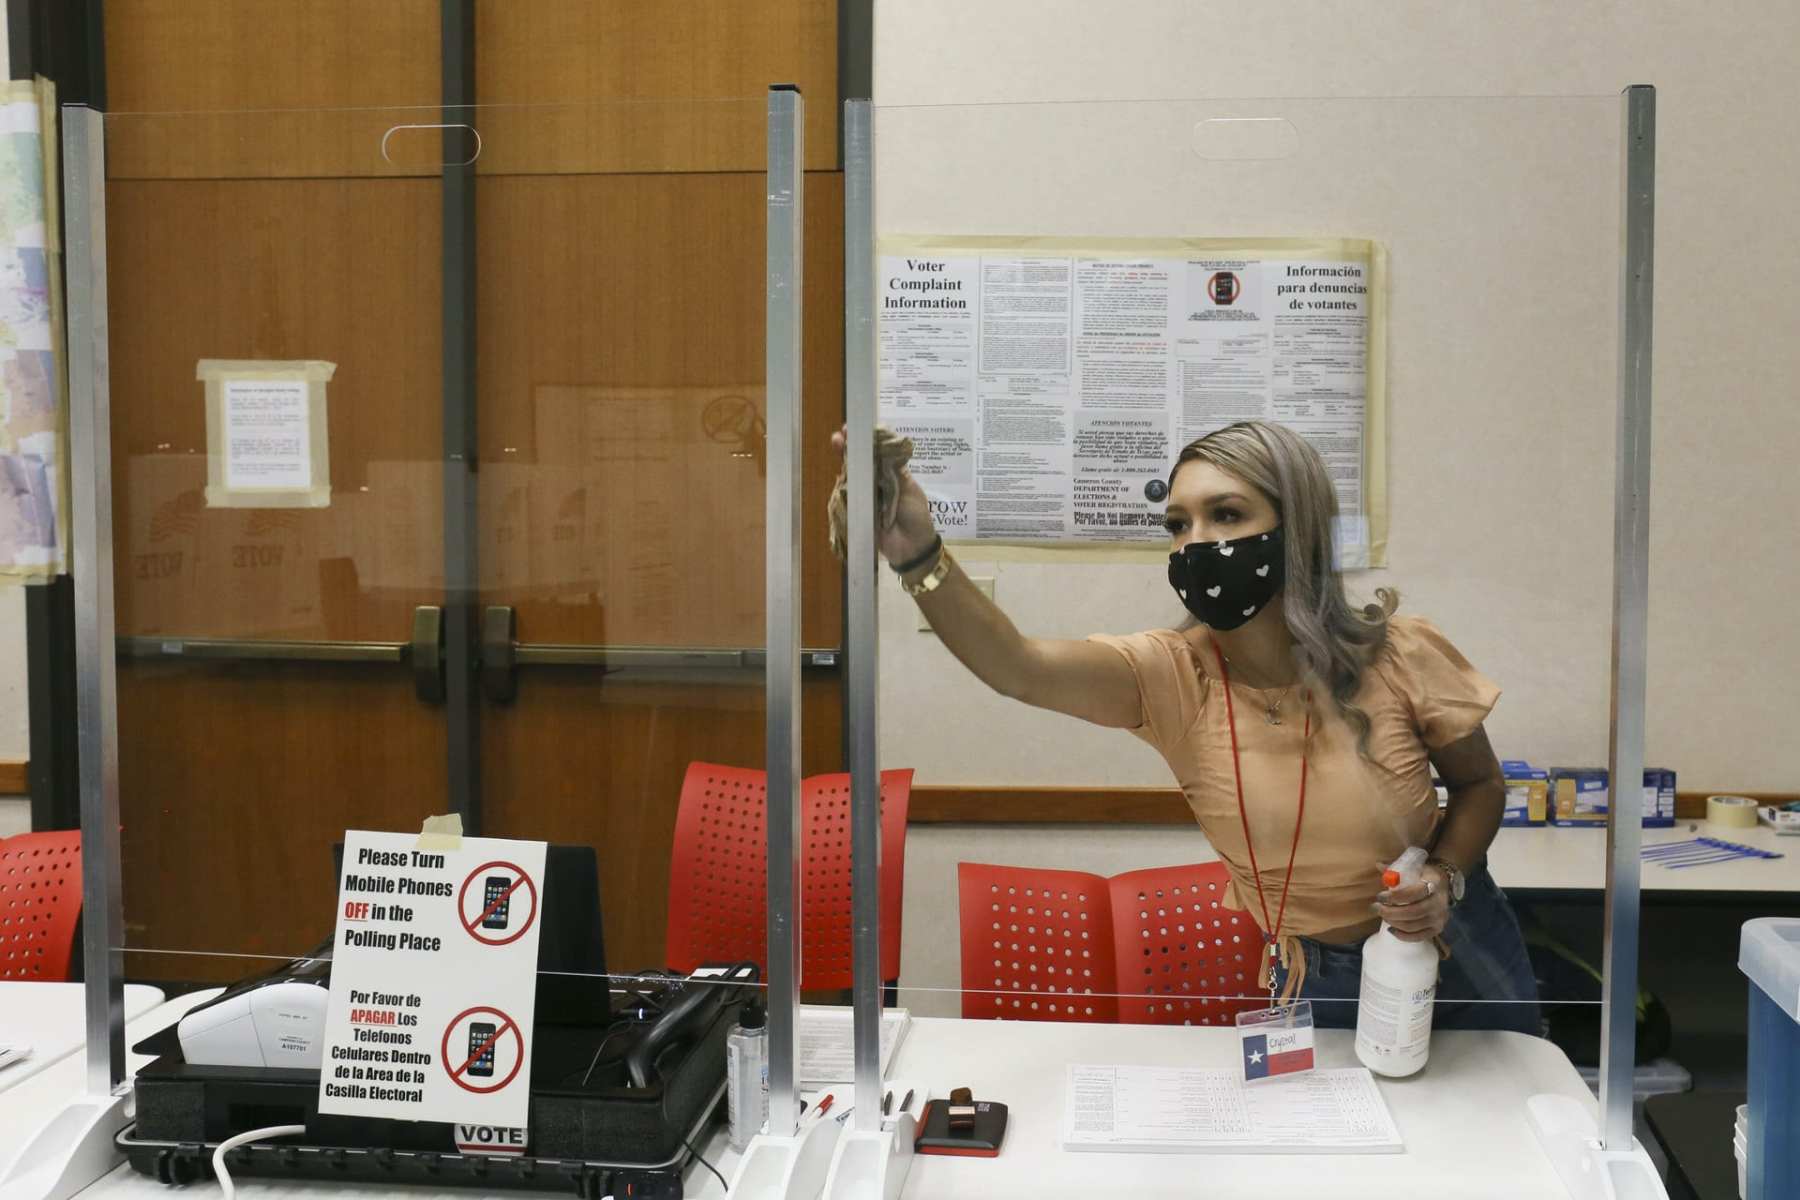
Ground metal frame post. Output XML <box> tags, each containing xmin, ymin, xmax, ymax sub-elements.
<box><xmin>63</xmin><ymin>102</ymin><xmax>125</xmax><ymax>1092</ymax></box>
<box><xmin>440</xmin><ymin>0</ymin><xmax>481</xmax><ymax>829</ymax></box>
<box><xmin>841</xmin><ymin>98</ymin><xmax>883</xmax><ymax>1134</ymax></box>
<box><xmin>764</xmin><ymin>83</ymin><xmax>806</xmax><ymax>1140</ymax></box>
<box><xmin>1598</xmin><ymin>83</ymin><xmax>1656</xmax><ymax>1153</ymax></box>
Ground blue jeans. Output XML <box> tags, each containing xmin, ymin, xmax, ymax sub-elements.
<box><xmin>1273</xmin><ymin>864</ymin><xmax>1543</xmax><ymax>1035</ymax></box>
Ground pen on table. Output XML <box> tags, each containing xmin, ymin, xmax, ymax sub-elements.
<box><xmin>835</xmin><ymin>1106</ymin><xmax>855</xmax><ymax>1125</ymax></box>
<box><xmin>814</xmin><ymin>1093</ymin><xmax>835</xmax><ymax>1119</ymax></box>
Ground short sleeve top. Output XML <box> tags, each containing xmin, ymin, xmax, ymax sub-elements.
<box><xmin>1086</xmin><ymin>615</ymin><xmax>1499</xmax><ymax>939</ymax></box>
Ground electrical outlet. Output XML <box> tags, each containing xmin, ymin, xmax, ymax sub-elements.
<box><xmin>918</xmin><ymin>575</ymin><xmax>993</xmax><ymax>631</ymax></box>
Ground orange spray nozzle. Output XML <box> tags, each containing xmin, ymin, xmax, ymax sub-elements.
<box><xmin>1381</xmin><ymin>847</ymin><xmax>1429</xmax><ymax>892</ymax></box>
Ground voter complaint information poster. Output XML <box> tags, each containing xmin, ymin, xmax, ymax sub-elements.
<box><xmin>878</xmin><ymin>238</ymin><xmax>1388</xmax><ymax>568</ymax></box>
<box><xmin>318</xmin><ymin>831</ymin><xmax>547</xmax><ymax>1128</ymax></box>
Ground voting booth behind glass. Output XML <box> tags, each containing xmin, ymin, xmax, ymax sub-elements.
<box><xmin>11</xmin><ymin>92</ymin><xmax>846</xmax><ymax>1198</ymax></box>
<box><xmin>24</xmin><ymin>78</ymin><xmax>1666</xmax><ymax>1200</ymax></box>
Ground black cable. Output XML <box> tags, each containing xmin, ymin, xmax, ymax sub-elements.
<box><xmin>682</xmin><ymin>1133</ymin><xmax>729</xmax><ymax>1193</ymax></box>
<box><xmin>577</xmin><ymin>1026</ymin><xmax>640</xmax><ymax>1089</ymax></box>
<box><xmin>577</xmin><ymin>966</ymin><xmax>755</xmax><ymax>1088</ymax></box>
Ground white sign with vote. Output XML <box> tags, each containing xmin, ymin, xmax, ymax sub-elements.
<box><xmin>317</xmin><ymin>830</ymin><xmax>547</xmax><ymax>1128</ymax></box>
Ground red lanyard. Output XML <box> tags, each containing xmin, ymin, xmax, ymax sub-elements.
<box><xmin>1213</xmin><ymin>643</ymin><xmax>1309</xmax><ymax>993</ymax></box>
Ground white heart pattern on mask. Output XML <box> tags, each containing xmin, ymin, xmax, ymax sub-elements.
<box><xmin>1178</xmin><ymin>588</ymin><xmax>1187</xmax><ymax>599</ymax></box>
<box><xmin>1206</xmin><ymin>586</ymin><xmax>1222</xmax><ymax>598</ymax></box>
<box><xmin>1242</xmin><ymin>607</ymin><xmax>1256</xmax><ymax>617</ymax></box>
<box><xmin>1255</xmin><ymin>565</ymin><xmax>1270</xmax><ymax>577</ymax></box>
<box><xmin>1218</xmin><ymin>545</ymin><xmax>1234</xmax><ymax>557</ymax></box>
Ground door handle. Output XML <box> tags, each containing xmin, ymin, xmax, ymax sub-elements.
<box><xmin>410</xmin><ymin>605</ymin><xmax>445</xmax><ymax>703</ymax></box>
<box><xmin>116</xmin><ymin>636</ymin><xmax>405</xmax><ymax>663</ymax></box>
<box><xmin>481</xmin><ymin>605</ymin><xmax>517</xmax><ymax>704</ymax></box>
<box><xmin>117</xmin><ymin>609</ymin><xmax>448</xmax><ymax>705</ymax></box>
<box><xmin>476</xmin><ymin>605</ymin><xmax>842</xmax><ymax>701</ymax></box>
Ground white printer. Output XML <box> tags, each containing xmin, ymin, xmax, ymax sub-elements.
<box><xmin>177</xmin><ymin>947</ymin><xmax>331</xmax><ymax>1069</ymax></box>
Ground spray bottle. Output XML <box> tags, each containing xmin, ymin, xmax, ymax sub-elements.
<box><xmin>1355</xmin><ymin>847</ymin><xmax>1440</xmax><ymax>1077</ymax></box>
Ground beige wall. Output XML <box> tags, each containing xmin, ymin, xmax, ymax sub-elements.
<box><xmin>874</xmin><ymin>0</ymin><xmax>1800</xmax><ymax>793</ymax></box>
<box><xmin>875</xmin><ymin>0</ymin><xmax>1800</xmax><ymax>1006</ymax></box>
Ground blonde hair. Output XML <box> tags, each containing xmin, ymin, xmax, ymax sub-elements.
<box><xmin>1171</xmin><ymin>421</ymin><xmax>1398</xmax><ymax>756</ymax></box>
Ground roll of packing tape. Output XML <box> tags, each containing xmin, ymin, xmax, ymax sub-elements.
<box><xmin>1707</xmin><ymin>795</ymin><xmax>1760</xmax><ymax>828</ymax></box>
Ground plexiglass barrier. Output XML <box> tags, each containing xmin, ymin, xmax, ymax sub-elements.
<box><xmin>47</xmin><ymin>85</ymin><xmax>1670</xmax><ymax>1196</ymax></box>
<box><xmin>865</xmin><ymin>94</ymin><xmax>1634</xmax><ymax>1055</ymax></box>
<box><xmin>57</xmin><ymin>91</ymin><xmax>854</xmax><ymax>1193</ymax></box>
<box><xmin>89</xmin><ymin>95</ymin><xmax>855</xmax><ymax>1016</ymax></box>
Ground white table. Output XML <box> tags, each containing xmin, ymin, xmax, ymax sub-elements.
<box><xmin>0</xmin><ymin>983</ymin><xmax>166</xmax><ymax>1093</ymax></box>
<box><xmin>1489</xmin><ymin>819</ymin><xmax>1800</xmax><ymax>895</ymax></box>
<box><xmin>0</xmin><ymin>987</ymin><xmax>220</xmax><ymax>1178</ymax></box>
<box><xmin>815</xmin><ymin>1020</ymin><xmax>1589</xmax><ymax>1200</ymax></box>
<box><xmin>60</xmin><ymin>1018</ymin><xmax>1593</xmax><ymax>1199</ymax></box>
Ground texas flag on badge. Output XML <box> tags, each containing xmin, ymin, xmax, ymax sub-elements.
<box><xmin>1242</xmin><ymin>1025</ymin><xmax>1316</xmax><ymax>1081</ymax></box>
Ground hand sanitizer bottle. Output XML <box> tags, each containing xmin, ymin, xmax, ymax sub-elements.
<box><xmin>726</xmin><ymin>1001</ymin><xmax>770</xmax><ymax>1151</ymax></box>
<box><xmin>1356</xmin><ymin>847</ymin><xmax>1440</xmax><ymax>1078</ymax></box>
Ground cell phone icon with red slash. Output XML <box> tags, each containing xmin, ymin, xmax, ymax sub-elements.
<box><xmin>467</xmin><ymin>1022</ymin><xmax>497</xmax><ymax>1077</ymax></box>
<box><xmin>482</xmin><ymin>876</ymin><xmax>511</xmax><ymax>930</ymax></box>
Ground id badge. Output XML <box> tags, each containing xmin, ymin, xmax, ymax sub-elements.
<box><xmin>1235</xmin><ymin>1000</ymin><xmax>1316</xmax><ymax>1083</ymax></box>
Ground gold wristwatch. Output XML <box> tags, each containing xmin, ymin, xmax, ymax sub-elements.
<box><xmin>901</xmin><ymin>547</ymin><xmax>952</xmax><ymax>597</ymax></box>
<box><xmin>1427</xmin><ymin>857</ymin><xmax>1466</xmax><ymax>907</ymax></box>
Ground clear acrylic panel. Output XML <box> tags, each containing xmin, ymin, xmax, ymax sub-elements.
<box><xmin>869</xmin><ymin>94</ymin><xmax>1629</xmax><ymax>1052</ymax></box>
<box><xmin>79</xmin><ymin>84</ymin><xmax>1663</xmax><ymax>1187</ymax></box>
<box><xmin>98</xmin><ymin>96</ymin><xmax>836</xmax><ymax>1038</ymax></box>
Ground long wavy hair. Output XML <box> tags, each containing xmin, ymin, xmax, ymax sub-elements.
<box><xmin>1170</xmin><ymin>421</ymin><xmax>1398</xmax><ymax>756</ymax></box>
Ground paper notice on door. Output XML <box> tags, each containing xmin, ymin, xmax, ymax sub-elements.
<box><xmin>224</xmin><ymin>379</ymin><xmax>312</xmax><ymax>489</ymax></box>
<box><xmin>201</xmin><ymin>359</ymin><xmax>334</xmax><ymax>508</ymax></box>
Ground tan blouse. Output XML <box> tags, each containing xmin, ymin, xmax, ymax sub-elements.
<box><xmin>1088</xmin><ymin>615</ymin><xmax>1499</xmax><ymax>948</ymax></box>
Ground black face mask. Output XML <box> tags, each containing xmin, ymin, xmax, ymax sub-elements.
<box><xmin>1167</xmin><ymin>527</ymin><xmax>1286</xmax><ymax>631</ymax></box>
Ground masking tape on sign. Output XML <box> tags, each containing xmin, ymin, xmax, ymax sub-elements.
<box><xmin>1707</xmin><ymin>795</ymin><xmax>1760</xmax><ymax>828</ymax></box>
<box><xmin>417</xmin><ymin>811</ymin><xmax>464</xmax><ymax>851</ymax></box>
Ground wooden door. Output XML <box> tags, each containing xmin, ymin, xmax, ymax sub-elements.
<box><xmin>100</xmin><ymin>3</ymin><xmax>846</xmax><ymax>984</ymax></box>
<box><xmin>473</xmin><ymin>165</ymin><xmax>847</xmax><ymax>974</ymax></box>
<box><xmin>104</xmin><ymin>3</ymin><xmax>446</xmax><ymax>980</ymax></box>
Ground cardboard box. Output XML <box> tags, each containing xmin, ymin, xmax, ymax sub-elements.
<box><xmin>1550</xmin><ymin>767</ymin><xmax>1677</xmax><ymax>828</ymax></box>
<box><xmin>1501</xmin><ymin>760</ymin><xmax>1549</xmax><ymax>826</ymax></box>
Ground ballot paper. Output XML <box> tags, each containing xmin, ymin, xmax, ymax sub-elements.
<box><xmin>798</xmin><ymin>1005</ymin><xmax>910</xmax><ymax>1085</ymax></box>
<box><xmin>1062</xmin><ymin>1065</ymin><xmax>1402</xmax><ymax>1154</ymax></box>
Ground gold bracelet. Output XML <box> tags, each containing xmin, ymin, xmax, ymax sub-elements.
<box><xmin>901</xmin><ymin>547</ymin><xmax>953</xmax><ymax>597</ymax></box>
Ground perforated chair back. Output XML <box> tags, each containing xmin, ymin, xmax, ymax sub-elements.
<box><xmin>667</xmin><ymin>763</ymin><xmax>770</xmax><ymax>974</ymax></box>
<box><xmin>800</xmin><ymin>769</ymin><xmax>912</xmax><ymax>988</ymax></box>
<box><xmin>956</xmin><ymin>862</ymin><xmax>1120</xmax><ymax>1023</ymax></box>
<box><xmin>0</xmin><ymin>830</ymin><xmax>83</xmax><ymax>981</ymax></box>
<box><xmin>665</xmin><ymin>763</ymin><xmax>913</xmax><ymax>988</ymax></box>
<box><xmin>1108</xmin><ymin>862</ymin><xmax>1261</xmax><ymax>1026</ymax></box>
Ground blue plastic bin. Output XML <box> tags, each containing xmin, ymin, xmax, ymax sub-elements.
<box><xmin>1739</xmin><ymin>919</ymin><xmax>1800</xmax><ymax>1199</ymax></box>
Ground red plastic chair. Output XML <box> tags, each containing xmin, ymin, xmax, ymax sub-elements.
<box><xmin>665</xmin><ymin>763</ymin><xmax>913</xmax><ymax>989</ymax></box>
<box><xmin>1108</xmin><ymin>863</ymin><xmax>1262</xmax><ymax>1026</ymax></box>
<box><xmin>799</xmin><ymin>770</ymin><xmax>911</xmax><ymax>989</ymax></box>
<box><xmin>0</xmin><ymin>830</ymin><xmax>83</xmax><ymax>981</ymax></box>
<box><xmin>956</xmin><ymin>862</ymin><xmax>1120</xmax><ymax>1023</ymax></box>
